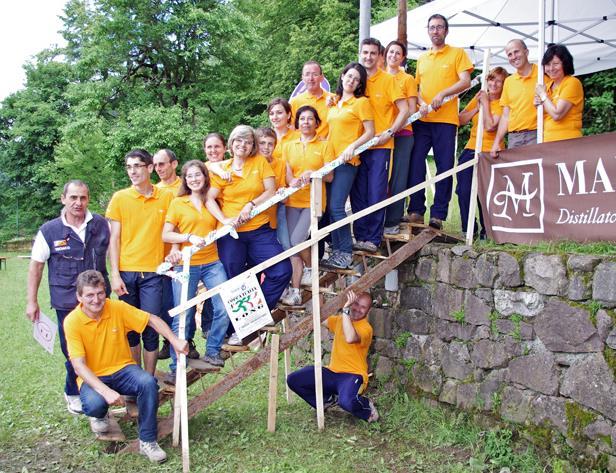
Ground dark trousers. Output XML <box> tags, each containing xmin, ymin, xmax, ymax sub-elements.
<box><xmin>407</xmin><ymin>120</ymin><xmax>457</xmax><ymax>220</ymax></box>
<box><xmin>56</xmin><ymin>309</ymin><xmax>79</xmax><ymax>396</ymax></box>
<box><xmin>455</xmin><ymin>148</ymin><xmax>486</xmax><ymax>237</ymax></box>
<box><xmin>217</xmin><ymin>224</ymin><xmax>292</xmax><ymax>311</ymax></box>
<box><xmin>120</xmin><ymin>271</ymin><xmax>162</xmax><ymax>351</ymax></box>
<box><xmin>287</xmin><ymin>366</ymin><xmax>371</xmax><ymax>421</ymax></box>
<box><xmin>350</xmin><ymin>148</ymin><xmax>390</xmax><ymax>245</ymax></box>
<box><xmin>385</xmin><ymin>134</ymin><xmax>415</xmax><ymax>227</ymax></box>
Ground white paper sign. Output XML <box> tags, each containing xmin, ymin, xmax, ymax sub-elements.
<box><xmin>33</xmin><ymin>312</ymin><xmax>57</xmax><ymax>354</ymax></box>
<box><xmin>218</xmin><ymin>273</ymin><xmax>273</xmax><ymax>339</ymax></box>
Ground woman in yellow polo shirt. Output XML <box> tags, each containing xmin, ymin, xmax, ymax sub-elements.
<box><xmin>268</xmin><ymin>97</ymin><xmax>299</xmax><ymax>161</ymax></box>
<box><xmin>535</xmin><ymin>44</ymin><xmax>584</xmax><ymax>142</ymax></box>
<box><xmin>457</xmin><ymin>66</ymin><xmax>509</xmax><ymax>239</ymax></box>
<box><xmin>321</xmin><ymin>63</ymin><xmax>375</xmax><ymax>270</ymax></box>
<box><xmin>206</xmin><ymin>125</ymin><xmax>292</xmax><ymax>335</ymax></box>
<box><xmin>162</xmin><ymin>160</ymin><xmax>230</xmax><ymax>374</ymax></box>
<box><xmin>280</xmin><ymin>106</ymin><xmax>334</xmax><ymax>306</ymax></box>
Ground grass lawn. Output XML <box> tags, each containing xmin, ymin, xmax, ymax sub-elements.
<box><xmin>0</xmin><ymin>253</ymin><xmax>561</xmax><ymax>472</ymax></box>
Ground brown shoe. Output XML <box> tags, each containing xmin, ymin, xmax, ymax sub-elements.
<box><xmin>404</xmin><ymin>212</ymin><xmax>424</xmax><ymax>224</ymax></box>
<box><xmin>428</xmin><ymin>217</ymin><xmax>443</xmax><ymax>230</ymax></box>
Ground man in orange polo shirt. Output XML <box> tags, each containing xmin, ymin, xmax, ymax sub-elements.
<box><xmin>65</xmin><ymin>270</ymin><xmax>188</xmax><ymax>462</ymax></box>
<box><xmin>407</xmin><ymin>14</ymin><xmax>473</xmax><ymax>230</ymax></box>
<box><xmin>491</xmin><ymin>39</ymin><xmax>539</xmax><ymax>155</ymax></box>
<box><xmin>287</xmin><ymin>290</ymin><xmax>378</xmax><ymax>422</ymax></box>
<box><xmin>106</xmin><ymin>149</ymin><xmax>174</xmax><ymax>375</ymax></box>
<box><xmin>352</xmin><ymin>37</ymin><xmax>409</xmax><ymax>253</ymax></box>
<box><xmin>290</xmin><ymin>61</ymin><xmax>333</xmax><ymax>139</ymax></box>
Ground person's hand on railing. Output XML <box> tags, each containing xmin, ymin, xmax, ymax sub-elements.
<box><xmin>340</xmin><ymin>145</ymin><xmax>356</xmax><ymax>162</ymax></box>
<box><xmin>419</xmin><ymin>104</ymin><xmax>430</xmax><ymax>117</ymax></box>
<box><xmin>165</xmin><ymin>248</ymin><xmax>183</xmax><ymax>265</ymax></box>
<box><xmin>237</xmin><ymin>202</ymin><xmax>254</xmax><ymax>225</ymax></box>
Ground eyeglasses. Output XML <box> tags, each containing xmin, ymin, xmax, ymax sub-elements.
<box><xmin>428</xmin><ymin>25</ymin><xmax>447</xmax><ymax>32</ymax></box>
<box><xmin>125</xmin><ymin>164</ymin><xmax>148</xmax><ymax>171</ymax></box>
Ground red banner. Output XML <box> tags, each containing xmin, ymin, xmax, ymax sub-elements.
<box><xmin>477</xmin><ymin>132</ymin><xmax>616</xmax><ymax>244</ymax></box>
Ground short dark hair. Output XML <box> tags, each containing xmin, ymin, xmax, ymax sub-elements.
<box><xmin>335</xmin><ymin>62</ymin><xmax>368</xmax><ymax>99</ymax></box>
<box><xmin>542</xmin><ymin>44</ymin><xmax>575</xmax><ymax>75</ymax></box>
<box><xmin>203</xmin><ymin>132</ymin><xmax>226</xmax><ymax>150</ymax></box>
<box><xmin>255</xmin><ymin>127</ymin><xmax>277</xmax><ymax>145</ymax></box>
<box><xmin>360</xmin><ymin>37</ymin><xmax>382</xmax><ymax>50</ymax></box>
<box><xmin>267</xmin><ymin>97</ymin><xmax>292</xmax><ymax>124</ymax></box>
<box><xmin>302</xmin><ymin>60</ymin><xmax>322</xmax><ymax>75</ymax></box>
<box><xmin>178</xmin><ymin>160</ymin><xmax>210</xmax><ymax>202</ymax></box>
<box><xmin>62</xmin><ymin>179</ymin><xmax>89</xmax><ymax>196</ymax></box>
<box><xmin>427</xmin><ymin>13</ymin><xmax>449</xmax><ymax>30</ymax></box>
<box><xmin>294</xmin><ymin>105</ymin><xmax>322</xmax><ymax>130</ymax></box>
<box><xmin>384</xmin><ymin>40</ymin><xmax>407</xmax><ymax>67</ymax></box>
<box><xmin>76</xmin><ymin>270</ymin><xmax>106</xmax><ymax>295</ymax></box>
<box><xmin>124</xmin><ymin>148</ymin><xmax>152</xmax><ymax>166</ymax></box>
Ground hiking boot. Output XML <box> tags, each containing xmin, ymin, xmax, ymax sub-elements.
<box><xmin>402</xmin><ymin>212</ymin><xmax>424</xmax><ymax>224</ymax></box>
<box><xmin>300</xmin><ymin>267</ymin><xmax>312</xmax><ymax>287</ymax></box>
<box><xmin>428</xmin><ymin>217</ymin><xmax>443</xmax><ymax>230</ymax></box>
<box><xmin>227</xmin><ymin>333</ymin><xmax>243</xmax><ymax>346</ymax></box>
<box><xmin>157</xmin><ymin>339</ymin><xmax>170</xmax><ymax>359</ymax></box>
<box><xmin>89</xmin><ymin>414</ymin><xmax>110</xmax><ymax>433</ymax></box>
<box><xmin>367</xmin><ymin>400</ymin><xmax>379</xmax><ymax>423</ymax></box>
<box><xmin>383</xmin><ymin>225</ymin><xmax>400</xmax><ymax>235</ymax></box>
<box><xmin>64</xmin><ymin>393</ymin><xmax>83</xmax><ymax>415</ymax></box>
<box><xmin>362</xmin><ymin>241</ymin><xmax>378</xmax><ymax>253</ymax></box>
<box><xmin>323</xmin><ymin>252</ymin><xmax>353</xmax><ymax>270</ymax></box>
<box><xmin>201</xmin><ymin>354</ymin><xmax>225</xmax><ymax>368</ymax></box>
<box><xmin>352</xmin><ymin>241</ymin><xmax>367</xmax><ymax>251</ymax></box>
<box><xmin>281</xmin><ymin>287</ymin><xmax>302</xmax><ymax>306</ymax></box>
<box><xmin>187</xmin><ymin>339</ymin><xmax>200</xmax><ymax>359</ymax></box>
<box><xmin>139</xmin><ymin>440</ymin><xmax>167</xmax><ymax>463</ymax></box>
<box><xmin>163</xmin><ymin>371</ymin><xmax>176</xmax><ymax>386</ymax></box>
<box><xmin>323</xmin><ymin>394</ymin><xmax>338</xmax><ymax>410</ymax></box>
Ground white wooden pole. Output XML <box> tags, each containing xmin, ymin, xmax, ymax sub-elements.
<box><xmin>309</xmin><ymin>178</ymin><xmax>325</xmax><ymax>430</ymax></box>
<box><xmin>465</xmin><ymin>49</ymin><xmax>491</xmax><ymax>245</ymax></box>
<box><xmin>267</xmin><ymin>332</ymin><xmax>280</xmax><ymax>432</ymax></box>
<box><xmin>359</xmin><ymin>0</ymin><xmax>371</xmax><ymax>56</ymax></box>
<box><xmin>537</xmin><ymin>0</ymin><xmax>545</xmax><ymax>144</ymax></box>
<box><xmin>281</xmin><ymin>318</ymin><xmax>292</xmax><ymax>403</ymax></box>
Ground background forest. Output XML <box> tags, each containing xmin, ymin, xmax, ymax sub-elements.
<box><xmin>0</xmin><ymin>0</ymin><xmax>614</xmax><ymax>242</ymax></box>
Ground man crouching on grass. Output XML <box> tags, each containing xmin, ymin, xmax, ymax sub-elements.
<box><xmin>287</xmin><ymin>290</ymin><xmax>379</xmax><ymax>422</ymax></box>
<box><xmin>64</xmin><ymin>270</ymin><xmax>188</xmax><ymax>463</ymax></box>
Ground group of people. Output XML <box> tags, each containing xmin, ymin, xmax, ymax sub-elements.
<box><xmin>25</xmin><ymin>12</ymin><xmax>586</xmax><ymax>462</ymax></box>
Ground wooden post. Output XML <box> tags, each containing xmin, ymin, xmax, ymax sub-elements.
<box><xmin>359</xmin><ymin>0</ymin><xmax>371</xmax><ymax>56</ymax></box>
<box><xmin>309</xmin><ymin>178</ymin><xmax>325</xmax><ymax>430</ymax></box>
<box><xmin>465</xmin><ymin>49</ymin><xmax>491</xmax><ymax>245</ymax></box>
<box><xmin>267</xmin><ymin>333</ymin><xmax>280</xmax><ymax>432</ymax></box>
<box><xmin>397</xmin><ymin>0</ymin><xmax>407</xmax><ymax>45</ymax></box>
<box><xmin>281</xmin><ymin>318</ymin><xmax>292</xmax><ymax>403</ymax></box>
<box><xmin>537</xmin><ymin>0</ymin><xmax>545</xmax><ymax>144</ymax></box>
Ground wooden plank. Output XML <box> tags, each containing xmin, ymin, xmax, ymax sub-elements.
<box><xmin>120</xmin><ymin>230</ymin><xmax>436</xmax><ymax>453</ymax></box>
<box><xmin>93</xmin><ymin>413</ymin><xmax>125</xmax><ymax>442</ymax></box>
<box><xmin>282</xmin><ymin>318</ymin><xmax>292</xmax><ymax>404</ymax></box>
<box><xmin>267</xmin><ymin>333</ymin><xmax>280</xmax><ymax>432</ymax></box>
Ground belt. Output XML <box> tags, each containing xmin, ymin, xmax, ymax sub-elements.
<box><xmin>509</xmin><ymin>129</ymin><xmax>536</xmax><ymax>134</ymax></box>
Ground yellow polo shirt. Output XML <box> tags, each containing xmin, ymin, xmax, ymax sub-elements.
<box><xmin>327</xmin><ymin>315</ymin><xmax>373</xmax><ymax>391</ymax></box>
<box><xmin>283</xmin><ymin>136</ymin><xmax>334</xmax><ymax>209</ymax></box>
<box><xmin>210</xmin><ymin>155</ymin><xmax>275</xmax><ymax>232</ymax></box>
<box><xmin>462</xmin><ymin>97</ymin><xmax>505</xmax><ymax>152</ymax></box>
<box><xmin>156</xmin><ymin>176</ymin><xmax>181</xmax><ymax>196</ymax></box>
<box><xmin>257</xmin><ymin>154</ymin><xmax>287</xmax><ymax>229</ymax></box>
<box><xmin>272</xmin><ymin>129</ymin><xmax>300</xmax><ymax>162</ymax></box>
<box><xmin>290</xmin><ymin>89</ymin><xmax>334</xmax><ymax>139</ymax></box>
<box><xmin>500</xmin><ymin>63</ymin><xmax>540</xmax><ymax>132</ymax></box>
<box><xmin>326</xmin><ymin>96</ymin><xmax>374</xmax><ymax>166</ymax></box>
<box><xmin>391</xmin><ymin>69</ymin><xmax>418</xmax><ymax>132</ymax></box>
<box><xmin>416</xmin><ymin>44</ymin><xmax>474</xmax><ymax>126</ymax></box>
<box><xmin>106</xmin><ymin>186</ymin><xmax>173</xmax><ymax>272</ymax></box>
<box><xmin>544</xmin><ymin>75</ymin><xmax>584</xmax><ymax>142</ymax></box>
<box><xmin>165</xmin><ymin>196</ymin><xmax>219</xmax><ymax>265</ymax></box>
<box><xmin>365</xmin><ymin>69</ymin><xmax>405</xmax><ymax>149</ymax></box>
<box><xmin>65</xmin><ymin>299</ymin><xmax>149</xmax><ymax>387</ymax></box>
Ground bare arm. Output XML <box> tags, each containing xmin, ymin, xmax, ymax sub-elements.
<box><xmin>205</xmin><ymin>187</ymin><xmax>235</xmax><ymax>226</ymax></box>
<box><xmin>108</xmin><ymin>220</ymin><xmax>127</xmax><ymax>296</ymax></box>
<box><xmin>341</xmin><ymin>291</ymin><xmax>360</xmax><ymax>344</ymax></box>
<box><xmin>481</xmin><ymin>96</ymin><xmax>501</xmax><ymax>132</ymax></box>
<box><xmin>26</xmin><ymin>260</ymin><xmax>45</xmax><ymax>322</ymax></box>
<box><xmin>431</xmin><ymin>70</ymin><xmax>472</xmax><ymax>110</ymax></box>
<box><xmin>148</xmin><ymin>314</ymin><xmax>188</xmax><ymax>355</ymax></box>
<box><xmin>236</xmin><ymin>176</ymin><xmax>276</xmax><ymax>225</ymax></box>
<box><xmin>536</xmin><ymin>84</ymin><xmax>573</xmax><ymax>121</ymax></box>
<box><xmin>340</xmin><ymin>120</ymin><xmax>375</xmax><ymax>162</ymax></box>
<box><xmin>490</xmin><ymin>106</ymin><xmax>510</xmax><ymax>158</ymax></box>
<box><xmin>459</xmin><ymin>101</ymin><xmax>478</xmax><ymax>127</ymax></box>
<box><xmin>374</xmin><ymin>98</ymin><xmax>409</xmax><ymax>147</ymax></box>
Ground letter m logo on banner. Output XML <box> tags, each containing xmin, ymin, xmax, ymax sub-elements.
<box><xmin>486</xmin><ymin>158</ymin><xmax>545</xmax><ymax>234</ymax></box>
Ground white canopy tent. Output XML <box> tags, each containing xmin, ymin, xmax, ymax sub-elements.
<box><xmin>371</xmin><ymin>0</ymin><xmax>616</xmax><ymax>75</ymax></box>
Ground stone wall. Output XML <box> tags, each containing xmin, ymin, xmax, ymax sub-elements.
<box><xmin>362</xmin><ymin>243</ymin><xmax>616</xmax><ymax>468</ymax></box>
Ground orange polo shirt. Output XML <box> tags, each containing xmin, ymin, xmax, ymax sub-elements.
<box><xmin>365</xmin><ymin>69</ymin><xmax>405</xmax><ymax>149</ymax></box>
<box><xmin>327</xmin><ymin>315</ymin><xmax>373</xmax><ymax>390</ymax></box>
<box><xmin>156</xmin><ymin>176</ymin><xmax>181</xmax><ymax>196</ymax></box>
<box><xmin>258</xmin><ymin>153</ymin><xmax>287</xmax><ymax>229</ymax></box>
<box><xmin>500</xmin><ymin>63</ymin><xmax>540</xmax><ymax>132</ymax></box>
<box><xmin>416</xmin><ymin>44</ymin><xmax>474</xmax><ymax>126</ymax></box>
<box><xmin>544</xmin><ymin>75</ymin><xmax>584</xmax><ymax>142</ymax></box>
<box><xmin>462</xmin><ymin>96</ymin><xmax>505</xmax><ymax>152</ymax></box>
<box><xmin>106</xmin><ymin>186</ymin><xmax>173</xmax><ymax>272</ymax></box>
<box><xmin>272</xmin><ymin>129</ymin><xmax>300</xmax><ymax>162</ymax></box>
<box><xmin>165</xmin><ymin>196</ymin><xmax>219</xmax><ymax>265</ymax></box>
<box><xmin>290</xmin><ymin>89</ymin><xmax>334</xmax><ymax>139</ymax></box>
<box><xmin>283</xmin><ymin>136</ymin><xmax>334</xmax><ymax>209</ymax></box>
<box><xmin>326</xmin><ymin>96</ymin><xmax>374</xmax><ymax>166</ymax></box>
<box><xmin>210</xmin><ymin>155</ymin><xmax>275</xmax><ymax>232</ymax></box>
<box><xmin>391</xmin><ymin>69</ymin><xmax>418</xmax><ymax>133</ymax></box>
<box><xmin>65</xmin><ymin>299</ymin><xmax>149</xmax><ymax>387</ymax></box>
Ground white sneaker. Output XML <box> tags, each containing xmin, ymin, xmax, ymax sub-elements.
<box><xmin>64</xmin><ymin>393</ymin><xmax>83</xmax><ymax>415</ymax></box>
<box><xmin>89</xmin><ymin>414</ymin><xmax>110</xmax><ymax>433</ymax></box>
<box><xmin>227</xmin><ymin>333</ymin><xmax>243</xmax><ymax>346</ymax></box>
<box><xmin>139</xmin><ymin>440</ymin><xmax>167</xmax><ymax>463</ymax></box>
<box><xmin>300</xmin><ymin>268</ymin><xmax>312</xmax><ymax>287</ymax></box>
<box><xmin>279</xmin><ymin>286</ymin><xmax>291</xmax><ymax>301</ymax></box>
<box><xmin>281</xmin><ymin>287</ymin><xmax>301</xmax><ymax>306</ymax></box>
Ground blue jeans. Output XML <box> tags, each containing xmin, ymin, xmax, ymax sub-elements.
<box><xmin>385</xmin><ymin>135</ymin><xmax>415</xmax><ymax>227</ymax></box>
<box><xmin>56</xmin><ymin>309</ymin><xmax>79</xmax><ymax>396</ymax></box>
<box><xmin>170</xmin><ymin>260</ymin><xmax>229</xmax><ymax>371</ymax></box>
<box><xmin>160</xmin><ymin>276</ymin><xmax>174</xmax><ymax>328</ymax></box>
<box><xmin>326</xmin><ymin>164</ymin><xmax>358</xmax><ymax>255</ymax></box>
<box><xmin>80</xmin><ymin>364</ymin><xmax>159</xmax><ymax>441</ymax></box>
<box><xmin>120</xmin><ymin>271</ymin><xmax>162</xmax><ymax>351</ymax></box>
<box><xmin>276</xmin><ymin>204</ymin><xmax>291</xmax><ymax>251</ymax></box>
<box><xmin>455</xmin><ymin>148</ymin><xmax>486</xmax><ymax>237</ymax></box>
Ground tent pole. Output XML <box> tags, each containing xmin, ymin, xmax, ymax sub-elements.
<box><xmin>359</xmin><ymin>0</ymin><xmax>371</xmax><ymax>57</ymax></box>
<box><xmin>537</xmin><ymin>0</ymin><xmax>545</xmax><ymax>144</ymax></box>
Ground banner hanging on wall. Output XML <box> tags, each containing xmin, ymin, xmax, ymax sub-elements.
<box><xmin>477</xmin><ymin>132</ymin><xmax>616</xmax><ymax>244</ymax></box>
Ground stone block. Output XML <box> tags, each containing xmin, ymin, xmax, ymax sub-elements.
<box><xmin>597</xmin><ymin>310</ymin><xmax>613</xmax><ymax>343</ymax></box>
<box><xmin>531</xmin><ymin>395</ymin><xmax>568</xmax><ymax>435</ymax></box>
<box><xmin>507</xmin><ymin>353</ymin><xmax>559</xmax><ymax>395</ymax></box>
<box><xmin>421</xmin><ymin>337</ymin><xmax>445</xmax><ymax>365</ymax></box>
<box><xmin>395</xmin><ymin>309</ymin><xmax>432</xmax><ymax>335</ymax></box>
<box><xmin>441</xmin><ymin>341</ymin><xmax>473</xmax><ymax>380</ymax></box>
<box><xmin>451</xmin><ymin>245</ymin><xmax>476</xmax><ymax>257</ymax></box>
<box><xmin>373</xmin><ymin>338</ymin><xmax>398</xmax><ymax>359</ymax></box>
<box><xmin>496</xmin><ymin>252</ymin><xmax>522</xmax><ymax>287</ymax></box>
<box><xmin>475</xmin><ymin>288</ymin><xmax>493</xmax><ymax>303</ymax></box>
<box><xmin>593</xmin><ymin>262</ymin><xmax>616</xmax><ymax>308</ymax></box>
<box><xmin>433</xmin><ymin>283</ymin><xmax>464</xmax><ymax>321</ymax></box>
<box><xmin>561</xmin><ymin>353</ymin><xmax>616</xmax><ymax>422</ymax></box>
<box><xmin>523</xmin><ymin>253</ymin><xmax>567</xmax><ymax>296</ymax></box>
<box><xmin>478</xmin><ymin>369</ymin><xmax>507</xmax><ymax>410</ymax></box>
<box><xmin>456</xmin><ymin>383</ymin><xmax>479</xmax><ymax>410</ymax></box>
<box><xmin>495</xmin><ymin>319</ymin><xmax>534</xmax><ymax>340</ymax></box>
<box><xmin>568</xmin><ymin>272</ymin><xmax>592</xmax><ymax>301</ymax></box>
<box><xmin>494</xmin><ymin>289</ymin><xmax>544</xmax><ymax>317</ymax></box>
<box><xmin>474</xmin><ymin>253</ymin><xmax>498</xmax><ymax>287</ymax></box>
<box><xmin>464</xmin><ymin>291</ymin><xmax>491</xmax><ymax>325</ymax></box>
<box><xmin>500</xmin><ymin>386</ymin><xmax>532</xmax><ymax>423</ymax></box>
<box><xmin>368</xmin><ymin>308</ymin><xmax>393</xmax><ymax>339</ymax></box>
<box><xmin>415</xmin><ymin>257</ymin><xmax>436</xmax><ymax>281</ymax></box>
<box><xmin>439</xmin><ymin>379</ymin><xmax>458</xmax><ymax>404</ymax></box>
<box><xmin>554</xmin><ymin>353</ymin><xmax>594</xmax><ymax>367</ymax></box>
<box><xmin>436</xmin><ymin>248</ymin><xmax>452</xmax><ymax>283</ymax></box>
<box><xmin>403</xmin><ymin>334</ymin><xmax>427</xmax><ymax>361</ymax></box>
<box><xmin>473</xmin><ymin>325</ymin><xmax>490</xmax><ymax>340</ymax></box>
<box><xmin>435</xmin><ymin>319</ymin><xmax>476</xmax><ymax>342</ymax></box>
<box><xmin>412</xmin><ymin>363</ymin><xmax>443</xmax><ymax>395</ymax></box>
<box><xmin>471</xmin><ymin>339</ymin><xmax>510</xmax><ymax>368</ymax></box>
<box><xmin>535</xmin><ymin>300</ymin><xmax>603</xmax><ymax>353</ymax></box>
<box><xmin>374</xmin><ymin>356</ymin><xmax>394</xmax><ymax>381</ymax></box>
<box><xmin>584</xmin><ymin>420</ymin><xmax>612</xmax><ymax>441</ymax></box>
<box><xmin>400</xmin><ymin>285</ymin><xmax>432</xmax><ymax>312</ymax></box>
<box><xmin>451</xmin><ymin>257</ymin><xmax>477</xmax><ymax>289</ymax></box>
<box><xmin>568</xmin><ymin>255</ymin><xmax>601</xmax><ymax>272</ymax></box>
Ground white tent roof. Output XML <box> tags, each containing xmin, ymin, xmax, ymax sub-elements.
<box><xmin>371</xmin><ymin>0</ymin><xmax>616</xmax><ymax>75</ymax></box>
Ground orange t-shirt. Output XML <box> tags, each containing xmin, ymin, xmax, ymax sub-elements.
<box><xmin>290</xmin><ymin>89</ymin><xmax>334</xmax><ymax>139</ymax></box>
<box><xmin>544</xmin><ymin>75</ymin><xmax>584</xmax><ymax>142</ymax></box>
<box><xmin>391</xmin><ymin>69</ymin><xmax>418</xmax><ymax>133</ymax></box>
<box><xmin>258</xmin><ymin>154</ymin><xmax>287</xmax><ymax>229</ymax></box>
<box><xmin>326</xmin><ymin>96</ymin><xmax>374</xmax><ymax>166</ymax></box>
<box><xmin>272</xmin><ymin>129</ymin><xmax>300</xmax><ymax>162</ymax></box>
<box><xmin>327</xmin><ymin>315</ymin><xmax>373</xmax><ymax>390</ymax></box>
<box><xmin>500</xmin><ymin>63</ymin><xmax>540</xmax><ymax>132</ymax></box>
<box><xmin>156</xmin><ymin>177</ymin><xmax>181</xmax><ymax>196</ymax></box>
<box><xmin>365</xmin><ymin>69</ymin><xmax>405</xmax><ymax>149</ymax></box>
<box><xmin>462</xmin><ymin>96</ymin><xmax>505</xmax><ymax>152</ymax></box>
